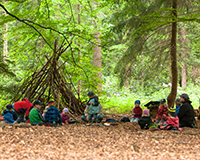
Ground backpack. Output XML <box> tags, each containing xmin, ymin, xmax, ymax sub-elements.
<box><xmin>120</xmin><ymin>117</ymin><xmax>130</xmax><ymax>122</ymax></box>
<box><xmin>68</xmin><ymin>119</ymin><xmax>78</xmax><ymax>124</ymax></box>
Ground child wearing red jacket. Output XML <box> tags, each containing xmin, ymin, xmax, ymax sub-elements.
<box><xmin>13</xmin><ymin>98</ymin><xmax>33</xmax><ymax>123</ymax></box>
<box><xmin>160</xmin><ymin>108</ymin><xmax>179</xmax><ymax>130</ymax></box>
<box><xmin>130</xmin><ymin>100</ymin><xmax>142</xmax><ymax>122</ymax></box>
<box><xmin>155</xmin><ymin>99</ymin><xmax>168</xmax><ymax>124</ymax></box>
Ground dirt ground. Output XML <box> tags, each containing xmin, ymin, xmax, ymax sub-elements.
<box><xmin>1</xmin><ymin>115</ymin><xmax>200</xmax><ymax>160</ymax></box>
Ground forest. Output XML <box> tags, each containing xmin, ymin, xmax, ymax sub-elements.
<box><xmin>1</xmin><ymin>0</ymin><xmax>200</xmax><ymax>114</ymax></box>
<box><xmin>1</xmin><ymin>0</ymin><xmax>200</xmax><ymax>159</ymax></box>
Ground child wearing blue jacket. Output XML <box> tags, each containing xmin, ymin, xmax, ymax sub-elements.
<box><xmin>3</xmin><ymin>104</ymin><xmax>16</xmax><ymax>123</ymax></box>
<box><xmin>44</xmin><ymin>101</ymin><xmax>62</xmax><ymax>125</ymax></box>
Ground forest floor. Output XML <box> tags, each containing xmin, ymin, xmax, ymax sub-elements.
<box><xmin>1</xmin><ymin>114</ymin><xmax>200</xmax><ymax>160</ymax></box>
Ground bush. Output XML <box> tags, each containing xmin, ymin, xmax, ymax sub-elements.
<box><xmin>101</xmin><ymin>81</ymin><xmax>200</xmax><ymax>113</ymax></box>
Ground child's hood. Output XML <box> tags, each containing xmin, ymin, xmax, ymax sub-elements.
<box><xmin>89</xmin><ymin>97</ymin><xmax>95</xmax><ymax>100</ymax></box>
<box><xmin>134</xmin><ymin>105</ymin><xmax>141</xmax><ymax>109</ymax></box>
<box><xmin>2</xmin><ymin>109</ymin><xmax>11</xmax><ymax>115</ymax></box>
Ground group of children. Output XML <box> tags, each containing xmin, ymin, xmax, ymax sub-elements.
<box><xmin>131</xmin><ymin>99</ymin><xmax>181</xmax><ymax>130</ymax></box>
<box><xmin>0</xmin><ymin>90</ymin><xmax>101</xmax><ymax>125</ymax></box>
<box><xmin>0</xmin><ymin>92</ymin><xmax>184</xmax><ymax>130</ymax></box>
<box><xmin>1</xmin><ymin>91</ymin><xmax>101</xmax><ymax>125</ymax></box>
<box><xmin>1</xmin><ymin>100</ymin><xmax>70</xmax><ymax>126</ymax></box>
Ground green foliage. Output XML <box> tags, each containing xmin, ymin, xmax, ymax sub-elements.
<box><xmin>0</xmin><ymin>62</ymin><xmax>15</xmax><ymax>76</ymax></box>
<box><xmin>0</xmin><ymin>0</ymin><xmax>200</xmax><ymax>114</ymax></box>
<box><xmin>0</xmin><ymin>0</ymin><xmax>107</xmax><ymax>107</ymax></box>
<box><xmin>101</xmin><ymin>82</ymin><xmax>200</xmax><ymax>114</ymax></box>
<box><xmin>103</xmin><ymin>0</ymin><xmax>200</xmax><ymax>88</ymax></box>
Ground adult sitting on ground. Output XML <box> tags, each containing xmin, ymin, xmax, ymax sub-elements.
<box><xmin>12</xmin><ymin>98</ymin><xmax>33</xmax><ymax>123</ymax></box>
<box><xmin>178</xmin><ymin>93</ymin><xmax>195</xmax><ymax>128</ymax></box>
<box><xmin>81</xmin><ymin>93</ymin><xmax>103</xmax><ymax>123</ymax></box>
<box><xmin>29</xmin><ymin>100</ymin><xmax>45</xmax><ymax>125</ymax></box>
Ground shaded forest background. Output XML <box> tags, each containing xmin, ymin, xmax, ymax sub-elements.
<box><xmin>1</xmin><ymin>0</ymin><xmax>200</xmax><ymax>114</ymax></box>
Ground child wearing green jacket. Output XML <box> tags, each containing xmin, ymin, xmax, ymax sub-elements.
<box><xmin>29</xmin><ymin>100</ymin><xmax>44</xmax><ymax>124</ymax></box>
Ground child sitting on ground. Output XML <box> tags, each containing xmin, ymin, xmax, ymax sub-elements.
<box><xmin>29</xmin><ymin>100</ymin><xmax>44</xmax><ymax>124</ymax></box>
<box><xmin>2</xmin><ymin>104</ymin><xmax>15</xmax><ymax>123</ymax></box>
<box><xmin>160</xmin><ymin>108</ymin><xmax>179</xmax><ymax>130</ymax></box>
<box><xmin>44</xmin><ymin>100</ymin><xmax>62</xmax><ymax>125</ymax></box>
<box><xmin>61</xmin><ymin>108</ymin><xmax>70</xmax><ymax>124</ymax></box>
<box><xmin>87</xmin><ymin>92</ymin><xmax>99</xmax><ymax>123</ymax></box>
<box><xmin>138</xmin><ymin>109</ymin><xmax>153</xmax><ymax>129</ymax></box>
<box><xmin>175</xmin><ymin>98</ymin><xmax>181</xmax><ymax>114</ymax></box>
<box><xmin>3</xmin><ymin>105</ymin><xmax>18</xmax><ymax>121</ymax></box>
<box><xmin>130</xmin><ymin>100</ymin><xmax>142</xmax><ymax>122</ymax></box>
<box><xmin>155</xmin><ymin>99</ymin><xmax>168</xmax><ymax>124</ymax></box>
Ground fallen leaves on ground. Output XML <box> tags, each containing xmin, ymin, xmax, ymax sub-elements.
<box><xmin>1</xmin><ymin>119</ymin><xmax>200</xmax><ymax>160</ymax></box>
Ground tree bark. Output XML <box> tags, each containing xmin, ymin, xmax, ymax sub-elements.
<box><xmin>181</xmin><ymin>27</ymin><xmax>187</xmax><ymax>88</ymax></box>
<box><xmin>93</xmin><ymin>31</ymin><xmax>102</xmax><ymax>90</ymax></box>
<box><xmin>167</xmin><ymin>0</ymin><xmax>178</xmax><ymax>108</ymax></box>
<box><xmin>77</xmin><ymin>4</ymin><xmax>81</xmax><ymax>96</ymax></box>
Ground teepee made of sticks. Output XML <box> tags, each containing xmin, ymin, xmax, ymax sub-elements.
<box><xmin>13</xmin><ymin>40</ymin><xmax>85</xmax><ymax>116</ymax></box>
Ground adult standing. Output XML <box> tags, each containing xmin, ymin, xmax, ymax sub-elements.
<box><xmin>12</xmin><ymin>98</ymin><xmax>33</xmax><ymax>123</ymax></box>
<box><xmin>178</xmin><ymin>93</ymin><xmax>195</xmax><ymax>128</ymax></box>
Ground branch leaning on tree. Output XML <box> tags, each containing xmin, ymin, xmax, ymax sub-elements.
<box><xmin>0</xmin><ymin>3</ymin><xmax>92</xmax><ymax>84</ymax></box>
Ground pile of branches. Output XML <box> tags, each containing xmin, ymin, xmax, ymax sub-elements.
<box><xmin>13</xmin><ymin>40</ymin><xmax>85</xmax><ymax>116</ymax></box>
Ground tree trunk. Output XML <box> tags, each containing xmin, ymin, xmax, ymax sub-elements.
<box><xmin>167</xmin><ymin>0</ymin><xmax>178</xmax><ymax>108</ymax></box>
<box><xmin>93</xmin><ymin>31</ymin><xmax>102</xmax><ymax>90</ymax></box>
<box><xmin>92</xmin><ymin>2</ymin><xmax>102</xmax><ymax>90</ymax></box>
<box><xmin>181</xmin><ymin>27</ymin><xmax>187</xmax><ymax>88</ymax></box>
<box><xmin>3</xmin><ymin>23</ymin><xmax>8</xmax><ymax>62</ymax></box>
<box><xmin>77</xmin><ymin>4</ymin><xmax>81</xmax><ymax>96</ymax></box>
<box><xmin>169</xmin><ymin>64</ymin><xmax>172</xmax><ymax>87</ymax></box>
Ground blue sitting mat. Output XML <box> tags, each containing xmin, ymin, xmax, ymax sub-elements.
<box><xmin>106</xmin><ymin>119</ymin><xmax>117</xmax><ymax>122</ymax></box>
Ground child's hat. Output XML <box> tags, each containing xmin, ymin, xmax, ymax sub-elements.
<box><xmin>63</xmin><ymin>108</ymin><xmax>69</xmax><ymax>113</ymax></box>
<box><xmin>6</xmin><ymin>104</ymin><xmax>13</xmax><ymax>110</ymax></box>
<box><xmin>46</xmin><ymin>100</ymin><xmax>55</xmax><ymax>105</ymax></box>
<box><xmin>87</xmin><ymin>91</ymin><xmax>94</xmax><ymax>96</ymax></box>
<box><xmin>135</xmin><ymin>100</ymin><xmax>140</xmax><ymax>104</ymax></box>
<box><xmin>175</xmin><ymin>98</ymin><xmax>181</xmax><ymax>104</ymax></box>
<box><xmin>143</xmin><ymin>109</ymin><xmax>149</xmax><ymax>115</ymax></box>
<box><xmin>160</xmin><ymin>99</ymin><xmax>166</xmax><ymax>103</ymax></box>
<box><xmin>33</xmin><ymin>100</ymin><xmax>43</xmax><ymax>106</ymax></box>
<box><xmin>168</xmin><ymin>108</ymin><xmax>176</xmax><ymax>117</ymax></box>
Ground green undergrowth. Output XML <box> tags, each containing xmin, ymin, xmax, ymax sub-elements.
<box><xmin>100</xmin><ymin>83</ymin><xmax>200</xmax><ymax>114</ymax></box>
